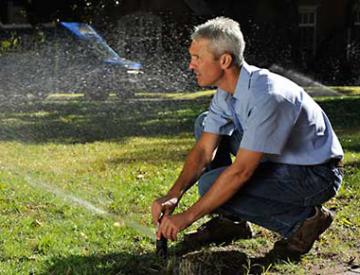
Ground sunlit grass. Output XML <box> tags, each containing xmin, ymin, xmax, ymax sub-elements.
<box><xmin>37</xmin><ymin>86</ymin><xmax>360</xmax><ymax>102</ymax></box>
<box><xmin>331</xmin><ymin>86</ymin><xmax>360</xmax><ymax>96</ymax></box>
<box><xmin>0</xmin><ymin>137</ymin><xmax>197</xmax><ymax>274</ymax></box>
<box><xmin>0</xmin><ymin>92</ymin><xmax>359</xmax><ymax>274</ymax></box>
<box><xmin>135</xmin><ymin>89</ymin><xmax>215</xmax><ymax>100</ymax></box>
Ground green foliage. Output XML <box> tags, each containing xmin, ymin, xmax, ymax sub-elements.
<box><xmin>0</xmin><ymin>34</ymin><xmax>20</xmax><ymax>55</ymax></box>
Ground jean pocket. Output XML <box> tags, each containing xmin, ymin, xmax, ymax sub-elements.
<box><xmin>304</xmin><ymin>180</ymin><xmax>341</xmax><ymax>206</ymax></box>
<box><xmin>303</xmin><ymin>165</ymin><xmax>342</xmax><ymax>206</ymax></box>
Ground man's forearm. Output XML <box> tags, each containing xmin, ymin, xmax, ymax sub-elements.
<box><xmin>184</xmin><ymin>163</ymin><xmax>252</xmax><ymax>222</ymax></box>
<box><xmin>167</xmin><ymin>146</ymin><xmax>210</xmax><ymax>199</ymax></box>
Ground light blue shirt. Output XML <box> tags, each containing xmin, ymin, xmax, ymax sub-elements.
<box><xmin>204</xmin><ymin>62</ymin><xmax>344</xmax><ymax>165</ymax></box>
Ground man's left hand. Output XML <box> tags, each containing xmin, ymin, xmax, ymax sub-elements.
<box><xmin>156</xmin><ymin>212</ymin><xmax>192</xmax><ymax>241</ymax></box>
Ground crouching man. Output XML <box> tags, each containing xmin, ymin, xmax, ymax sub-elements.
<box><xmin>151</xmin><ymin>17</ymin><xmax>343</xmax><ymax>255</ymax></box>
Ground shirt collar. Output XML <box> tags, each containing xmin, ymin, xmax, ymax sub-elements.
<box><xmin>233</xmin><ymin>61</ymin><xmax>253</xmax><ymax>100</ymax></box>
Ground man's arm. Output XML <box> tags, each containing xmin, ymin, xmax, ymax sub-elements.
<box><xmin>184</xmin><ymin>148</ymin><xmax>263</xmax><ymax>221</ymax></box>
<box><xmin>168</xmin><ymin>132</ymin><xmax>221</xmax><ymax>198</ymax></box>
<box><xmin>151</xmin><ymin>132</ymin><xmax>221</xmax><ymax>224</ymax></box>
<box><xmin>157</xmin><ymin>148</ymin><xmax>263</xmax><ymax>240</ymax></box>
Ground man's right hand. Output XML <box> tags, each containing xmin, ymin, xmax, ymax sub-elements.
<box><xmin>151</xmin><ymin>195</ymin><xmax>179</xmax><ymax>225</ymax></box>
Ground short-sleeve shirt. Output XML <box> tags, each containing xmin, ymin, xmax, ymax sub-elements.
<box><xmin>203</xmin><ymin>62</ymin><xmax>344</xmax><ymax>165</ymax></box>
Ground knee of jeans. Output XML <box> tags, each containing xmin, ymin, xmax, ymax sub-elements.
<box><xmin>198</xmin><ymin>176</ymin><xmax>212</xmax><ymax>197</ymax></box>
<box><xmin>198</xmin><ymin>167</ymin><xmax>227</xmax><ymax>197</ymax></box>
<box><xmin>194</xmin><ymin>111</ymin><xmax>208</xmax><ymax>141</ymax></box>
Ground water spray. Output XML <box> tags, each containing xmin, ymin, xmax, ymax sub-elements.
<box><xmin>269</xmin><ymin>64</ymin><xmax>340</xmax><ymax>97</ymax></box>
<box><xmin>23</xmin><ymin>174</ymin><xmax>171</xmax><ymax>260</ymax></box>
<box><xmin>23</xmin><ymin>174</ymin><xmax>156</xmax><ymax>239</ymax></box>
<box><xmin>19</xmin><ymin>169</ymin><xmax>172</xmax><ymax>261</ymax></box>
<box><xmin>0</xmin><ymin>111</ymin><xmax>170</xmax><ymax>260</ymax></box>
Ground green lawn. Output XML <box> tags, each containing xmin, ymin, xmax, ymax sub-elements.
<box><xmin>0</xmin><ymin>90</ymin><xmax>359</xmax><ymax>274</ymax></box>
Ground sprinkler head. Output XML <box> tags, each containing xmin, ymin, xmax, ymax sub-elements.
<box><xmin>156</xmin><ymin>236</ymin><xmax>168</xmax><ymax>260</ymax></box>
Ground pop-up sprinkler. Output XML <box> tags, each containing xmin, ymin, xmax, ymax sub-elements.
<box><xmin>156</xmin><ymin>236</ymin><xmax>168</xmax><ymax>260</ymax></box>
<box><xmin>156</xmin><ymin>214</ymin><xmax>168</xmax><ymax>260</ymax></box>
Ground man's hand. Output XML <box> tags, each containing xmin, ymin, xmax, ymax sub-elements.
<box><xmin>156</xmin><ymin>212</ymin><xmax>193</xmax><ymax>241</ymax></box>
<box><xmin>151</xmin><ymin>195</ymin><xmax>179</xmax><ymax>226</ymax></box>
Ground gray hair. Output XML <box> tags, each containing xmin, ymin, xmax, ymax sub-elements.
<box><xmin>191</xmin><ymin>17</ymin><xmax>245</xmax><ymax>67</ymax></box>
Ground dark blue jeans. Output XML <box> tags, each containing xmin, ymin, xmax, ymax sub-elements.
<box><xmin>194</xmin><ymin>112</ymin><xmax>343</xmax><ymax>237</ymax></box>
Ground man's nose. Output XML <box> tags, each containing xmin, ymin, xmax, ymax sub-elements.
<box><xmin>188</xmin><ymin>61</ymin><xmax>195</xmax><ymax>70</ymax></box>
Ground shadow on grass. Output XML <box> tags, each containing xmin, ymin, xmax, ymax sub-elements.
<box><xmin>172</xmin><ymin>242</ymin><xmax>302</xmax><ymax>275</ymax></box>
<box><xmin>41</xmin><ymin>251</ymin><xmax>166</xmax><ymax>275</ymax></box>
<box><xmin>42</xmin><ymin>245</ymin><xmax>301</xmax><ymax>275</ymax></box>
<box><xmin>343</xmin><ymin>160</ymin><xmax>360</xmax><ymax>185</ymax></box>
<box><xmin>0</xmin><ymin>94</ymin><xmax>359</xmax><ymax>144</ymax></box>
<box><xmin>342</xmin><ymin>142</ymin><xmax>360</xmax><ymax>153</ymax></box>
<box><xmin>317</xmin><ymin>96</ymin><xmax>360</xmax><ymax>130</ymax></box>
<box><xmin>0</xmin><ymin>95</ymin><xmax>209</xmax><ymax>144</ymax></box>
<box><xmin>106</xmin><ymin>141</ymin><xmax>190</xmax><ymax>164</ymax></box>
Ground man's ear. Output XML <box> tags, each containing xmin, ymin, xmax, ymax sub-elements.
<box><xmin>220</xmin><ymin>53</ymin><xmax>233</xmax><ymax>69</ymax></box>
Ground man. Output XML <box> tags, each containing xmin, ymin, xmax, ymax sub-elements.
<box><xmin>151</xmin><ymin>17</ymin><xmax>343</xmax><ymax>255</ymax></box>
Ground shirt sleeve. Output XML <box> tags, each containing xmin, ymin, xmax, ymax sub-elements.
<box><xmin>203</xmin><ymin>91</ymin><xmax>235</xmax><ymax>135</ymax></box>
<box><xmin>240</xmin><ymin>96</ymin><xmax>300</xmax><ymax>154</ymax></box>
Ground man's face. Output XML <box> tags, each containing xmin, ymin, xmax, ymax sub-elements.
<box><xmin>188</xmin><ymin>38</ymin><xmax>224</xmax><ymax>87</ymax></box>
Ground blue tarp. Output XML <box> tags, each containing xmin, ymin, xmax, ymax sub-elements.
<box><xmin>60</xmin><ymin>22</ymin><xmax>142</xmax><ymax>70</ymax></box>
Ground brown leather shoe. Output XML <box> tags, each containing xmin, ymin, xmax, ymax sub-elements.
<box><xmin>183</xmin><ymin>215</ymin><xmax>253</xmax><ymax>248</ymax></box>
<box><xmin>274</xmin><ymin>206</ymin><xmax>334</xmax><ymax>255</ymax></box>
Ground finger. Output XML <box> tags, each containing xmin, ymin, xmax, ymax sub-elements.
<box><xmin>166</xmin><ymin>223</ymin><xmax>177</xmax><ymax>241</ymax></box>
<box><xmin>161</xmin><ymin>220</ymin><xmax>170</xmax><ymax>240</ymax></box>
<box><xmin>156</xmin><ymin>222</ymin><xmax>160</xmax><ymax>231</ymax></box>
<box><xmin>156</xmin><ymin>225</ymin><xmax>162</xmax><ymax>240</ymax></box>
<box><xmin>158</xmin><ymin>217</ymin><xmax>169</xmax><ymax>240</ymax></box>
<box><xmin>165</xmin><ymin>226</ymin><xmax>172</xmax><ymax>241</ymax></box>
<box><xmin>169</xmin><ymin>226</ymin><xmax>178</xmax><ymax>241</ymax></box>
<box><xmin>153</xmin><ymin>215</ymin><xmax>160</xmax><ymax>226</ymax></box>
<box><xmin>168</xmin><ymin>228</ymin><xmax>174</xmax><ymax>241</ymax></box>
<box><xmin>171</xmin><ymin>228</ymin><xmax>178</xmax><ymax>241</ymax></box>
<box><xmin>156</xmin><ymin>216</ymin><xmax>166</xmax><ymax>240</ymax></box>
<box><xmin>152</xmin><ymin>215</ymin><xmax>158</xmax><ymax>225</ymax></box>
<box><xmin>154</xmin><ymin>210</ymin><xmax>162</xmax><ymax>224</ymax></box>
<box><xmin>151</xmin><ymin>208</ymin><xmax>159</xmax><ymax>225</ymax></box>
<box><xmin>156</xmin><ymin>218</ymin><xmax>165</xmax><ymax>240</ymax></box>
<box><xmin>153</xmin><ymin>205</ymin><xmax>164</xmax><ymax>225</ymax></box>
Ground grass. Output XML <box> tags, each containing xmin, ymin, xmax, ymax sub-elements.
<box><xmin>0</xmin><ymin>89</ymin><xmax>359</xmax><ymax>274</ymax></box>
<box><xmin>330</xmin><ymin>86</ymin><xmax>360</xmax><ymax>96</ymax></box>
